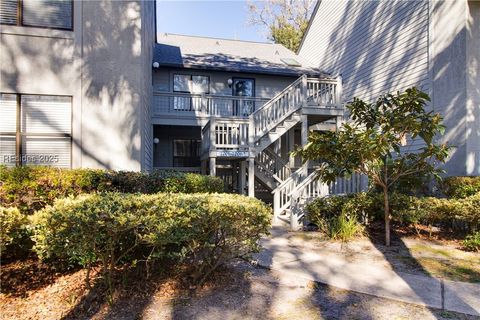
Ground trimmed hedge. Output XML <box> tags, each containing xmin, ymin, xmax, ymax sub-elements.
<box><xmin>441</xmin><ymin>176</ymin><xmax>480</xmax><ymax>199</ymax></box>
<box><xmin>306</xmin><ymin>192</ymin><xmax>480</xmax><ymax>234</ymax></box>
<box><xmin>31</xmin><ymin>192</ymin><xmax>271</xmax><ymax>287</ymax></box>
<box><xmin>0</xmin><ymin>166</ymin><xmax>224</xmax><ymax>214</ymax></box>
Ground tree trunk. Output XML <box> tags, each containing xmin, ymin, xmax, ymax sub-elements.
<box><xmin>383</xmin><ymin>186</ymin><xmax>391</xmax><ymax>246</ymax></box>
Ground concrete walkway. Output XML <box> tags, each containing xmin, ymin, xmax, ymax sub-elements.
<box><xmin>254</xmin><ymin>226</ymin><xmax>480</xmax><ymax>317</ymax></box>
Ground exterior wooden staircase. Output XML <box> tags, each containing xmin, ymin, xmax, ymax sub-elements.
<box><xmin>201</xmin><ymin>74</ymin><xmax>348</xmax><ymax>229</ymax></box>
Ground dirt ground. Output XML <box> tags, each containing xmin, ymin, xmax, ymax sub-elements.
<box><xmin>285</xmin><ymin>224</ymin><xmax>480</xmax><ymax>283</ymax></box>
<box><xmin>1</xmin><ymin>258</ymin><xmax>478</xmax><ymax>320</ymax></box>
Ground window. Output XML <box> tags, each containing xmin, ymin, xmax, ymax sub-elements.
<box><xmin>173</xmin><ymin>139</ymin><xmax>201</xmax><ymax>167</ymax></box>
<box><xmin>0</xmin><ymin>0</ymin><xmax>73</xmax><ymax>30</ymax></box>
<box><xmin>0</xmin><ymin>93</ymin><xmax>72</xmax><ymax>167</ymax></box>
<box><xmin>173</xmin><ymin>74</ymin><xmax>209</xmax><ymax>94</ymax></box>
<box><xmin>173</xmin><ymin>74</ymin><xmax>209</xmax><ymax>111</ymax></box>
<box><xmin>232</xmin><ymin>78</ymin><xmax>255</xmax><ymax>116</ymax></box>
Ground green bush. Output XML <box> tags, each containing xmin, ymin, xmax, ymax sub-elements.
<box><xmin>0</xmin><ymin>206</ymin><xmax>28</xmax><ymax>253</ymax></box>
<box><xmin>307</xmin><ymin>191</ymin><xmax>480</xmax><ymax>235</ymax></box>
<box><xmin>463</xmin><ymin>232</ymin><xmax>480</xmax><ymax>252</ymax></box>
<box><xmin>31</xmin><ymin>192</ymin><xmax>271</xmax><ymax>289</ymax></box>
<box><xmin>306</xmin><ymin>194</ymin><xmax>367</xmax><ymax>241</ymax></box>
<box><xmin>0</xmin><ymin>166</ymin><xmax>224</xmax><ymax>214</ymax></box>
<box><xmin>441</xmin><ymin>176</ymin><xmax>480</xmax><ymax>199</ymax></box>
<box><xmin>325</xmin><ymin>213</ymin><xmax>364</xmax><ymax>242</ymax></box>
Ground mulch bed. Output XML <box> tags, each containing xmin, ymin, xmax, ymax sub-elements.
<box><xmin>0</xmin><ymin>257</ymin><xmax>245</xmax><ymax>320</ymax></box>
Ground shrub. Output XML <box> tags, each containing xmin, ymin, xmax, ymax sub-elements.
<box><xmin>306</xmin><ymin>192</ymin><xmax>480</xmax><ymax>234</ymax></box>
<box><xmin>0</xmin><ymin>166</ymin><xmax>224</xmax><ymax>214</ymax></box>
<box><xmin>463</xmin><ymin>232</ymin><xmax>480</xmax><ymax>252</ymax></box>
<box><xmin>326</xmin><ymin>213</ymin><xmax>364</xmax><ymax>242</ymax></box>
<box><xmin>31</xmin><ymin>192</ymin><xmax>271</xmax><ymax>290</ymax></box>
<box><xmin>441</xmin><ymin>176</ymin><xmax>480</xmax><ymax>199</ymax></box>
<box><xmin>306</xmin><ymin>194</ymin><xmax>367</xmax><ymax>241</ymax></box>
<box><xmin>0</xmin><ymin>206</ymin><xmax>28</xmax><ymax>253</ymax></box>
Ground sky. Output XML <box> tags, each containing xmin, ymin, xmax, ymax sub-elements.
<box><xmin>156</xmin><ymin>0</ymin><xmax>270</xmax><ymax>42</ymax></box>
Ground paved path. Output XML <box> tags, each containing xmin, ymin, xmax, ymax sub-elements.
<box><xmin>254</xmin><ymin>225</ymin><xmax>480</xmax><ymax>317</ymax></box>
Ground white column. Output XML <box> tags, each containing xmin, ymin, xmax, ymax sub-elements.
<box><xmin>239</xmin><ymin>160</ymin><xmax>246</xmax><ymax>195</ymax></box>
<box><xmin>248</xmin><ymin>157</ymin><xmax>255</xmax><ymax>197</ymax></box>
<box><xmin>336</xmin><ymin>115</ymin><xmax>343</xmax><ymax>131</ymax></box>
<box><xmin>301</xmin><ymin>115</ymin><xmax>310</xmax><ymax>170</ymax></box>
<box><xmin>288</xmin><ymin>128</ymin><xmax>295</xmax><ymax>168</ymax></box>
<box><xmin>209</xmin><ymin>157</ymin><xmax>216</xmax><ymax>176</ymax></box>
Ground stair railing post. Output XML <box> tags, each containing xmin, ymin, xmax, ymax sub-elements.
<box><xmin>301</xmin><ymin>75</ymin><xmax>308</xmax><ymax>109</ymax></box>
<box><xmin>336</xmin><ymin>75</ymin><xmax>343</xmax><ymax>107</ymax></box>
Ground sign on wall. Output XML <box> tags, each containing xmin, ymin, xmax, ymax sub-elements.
<box><xmin>216</xmin><ymin>150</ymin><xmax>249</xmax><ymax>158</ymax></box>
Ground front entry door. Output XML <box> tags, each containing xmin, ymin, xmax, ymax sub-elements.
<box><xmin>232</xmin><ymin>78</ymin><xmax>255</xmax><ymax>116</ymax></box>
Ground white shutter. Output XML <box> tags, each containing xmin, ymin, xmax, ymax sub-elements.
<box><xmin>21</xmin><ymin>95</ymin><xmax>72</xmax><ymax>168</ymax></box>
<box><xmin>0</xmin><ymin>94</ymin><xmax>17</xmax><ymax>166</ymax></box>
<box><xmin>22</xmin><ymin>136</ymin><xmax>71</xmax><ymax>168</ymax></box>
<box><xmin>21</xmin><ymin>95</ymin><xmax>71</xmax><ymax>134</ymax></box>
<box><xmin>0</xmin><ymin>93</ymin><xmax>17</xmax><ymax>133</ymax></box>
<box><xmin>0</xmin><ymin>135</ymin><xmax>16</xmax><ymax>166</ymax></box>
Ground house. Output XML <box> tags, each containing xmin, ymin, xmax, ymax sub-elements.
<box><xmin>298</xmin><ymin>0</ymin><xmax>480</xmax><ymax>177</ymax></box>
<box><xmin>151</xmin><ymin>33</ymin><xmax>344</xmax><ymax>202</ymax></box>
<box><xmin>0</xmin><ymin>1</ymin><xmax>344</xmax><ymax>224</ymax></box>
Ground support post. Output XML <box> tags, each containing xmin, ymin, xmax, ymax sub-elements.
<box><xmin>273</xmin><ymin>191</ymin><xmax>279</xmax><ymax>223</ymax></box>
<box><xmin>301</xmin><ymin>114</ymin><xmax>308</xmax><ymax>146</ymax></box>
<box><xmin>248</xmin><ymin>157</ymin><xmax>255</xmax><ymax>197</ymax></box>
<box><xmin>209</xmin><ymin>157</ymin><xmax>216</xmax><ymax>176</ymax></box>
<box><xmin>239</xmin><ymin>160</ymin><xmax>246</xmax><ymax>195</ymax></box>
<box><xmin>288</xmin><ymin>128</ymin><xmax>295</xmax><ymax>168</ymax></box>
<box><xmin>336</xmin><ymin>115</ymin><xmax>343</xmax><ymax>132</ymax></box>
<box><xmin>201</xmin><ymin>159</ymin><xmax>207</xmax><ymax>175</ymax></box>
<box><xmin>301</xmin><ymin>114</ymin><xmax>309</xmax><ymax>170</ymax></box>
<box><xmin>336</xmin><ymin>75</ymin><xmax>343</xmax><ymax>107</ymax></box>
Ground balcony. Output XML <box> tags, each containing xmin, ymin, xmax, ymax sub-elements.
<box><xmin>152</xmin><ymin>77</ymin><xmax>343</xmax><ymax>123</ymax></box>
<box><xmin>152</xmin><ymin>93</ymin><xmax>270</xmax><ymax>119</ymax></box>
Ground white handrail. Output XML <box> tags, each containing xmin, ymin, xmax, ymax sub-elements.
<box><xmin>249</xmin><ymin>75</ymin><xmax>306</xmax><ymax>141</ymax></box>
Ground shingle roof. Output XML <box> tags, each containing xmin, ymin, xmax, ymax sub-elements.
<box><xmin>154</xmin><ymin>33</ymin><xmax>325</xmax><ymax>77</ymax></box>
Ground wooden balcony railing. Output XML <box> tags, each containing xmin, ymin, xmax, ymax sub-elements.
<box><xmin>201</xmin><ymin>117</ymin><xmax>250</xmax><ymax>158</ymax></box>
<box><xmin>153</xmin><ymin>92</ymin><xmax>269</xmax><ymax>117</ymax></box>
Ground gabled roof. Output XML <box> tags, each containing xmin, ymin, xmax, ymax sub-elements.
<box><xmin>297</xmin><ymin>0</ymin><xmax>322</xmax><ymax>54</ymax></box>
<box><xmin>154</xmin><ymin>33</ymin><xmax>325</xmax><ymax>77</ymax></box>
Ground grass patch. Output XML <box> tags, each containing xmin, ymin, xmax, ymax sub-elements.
<box><xmin>410</xmin><ymin>244</ymin><xmax>453</xmax><ymax>258</ymax></box>
<box><xmin>415</xmin><ymin>257</ymin><xmax>480</xmax><ymax>283</ymax></box>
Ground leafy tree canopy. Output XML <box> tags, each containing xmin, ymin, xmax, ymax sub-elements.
<box><xmin>296</xmin><ymin>87</ymin><xmax>450</xmax><ymax>245</ymax></box>
<box><xmin>247</xmin><ymin>0</ymin><xmax>315</xmax><ymax>51</ymax></box>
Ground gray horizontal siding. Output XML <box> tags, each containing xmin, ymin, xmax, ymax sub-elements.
<box><xmin>300</xmin><ymin>0</ymin><xmax>430</xmax><ymax>103</ymax></box>
<box><xmin>300</xmin><ymin>0</ymin><xmax>430</xmax><ymax>151</ymax></box>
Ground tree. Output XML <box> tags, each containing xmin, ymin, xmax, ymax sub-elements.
<box><xmin>247</xmin><ymin>0</ymin><xmax>315</xmax><ymax>52</ymax></box>
<box><xmin>295</xmin><ymin>88</ymin><xmax>450</xmax><ymax>246</ymax></box>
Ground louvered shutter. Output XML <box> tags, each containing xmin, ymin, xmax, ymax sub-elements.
<box><xmin>22</xmin><ymin>0</ymin><xmax>72</xmax><ymax>29</ymax></box>
<box><xmin>21</xmin><ymin>95</ymin><xmax>72</xmax><ymax>168</ymax></box>
<box><xmin>0</xmin><ymin>93</ymin><xmax>17</xmax><ymax>166</ymax></box>
<box><xmin>0</xmin><ymin>0</ymin><xmax>18</xmax><ymax>25</ymax></box>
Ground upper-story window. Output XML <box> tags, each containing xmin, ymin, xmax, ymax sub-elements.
<box><xmin>172</xmin><ymin>74</ymin><xmax>209</xmax><ymax>111</ymax></box>
<box><xmin>173</xmin><ymin>74</ymin><xmax>209</xmax><ymax>94</ymax></box>
<box><xmin>0</xmin><ymin>0</ymin><xmax>73</xmax><ymax>30</ymax></box>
